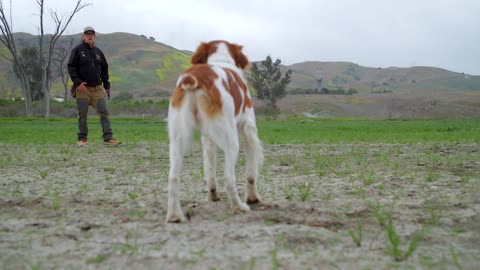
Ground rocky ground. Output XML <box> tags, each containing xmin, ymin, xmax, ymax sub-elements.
<box><xmin>1</xmin><ymin>142</ymin><xmax>479</xmax><ymax>269</ymax></box>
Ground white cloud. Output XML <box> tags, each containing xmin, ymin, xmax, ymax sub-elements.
<box><xmin>5</xmin><ymin>0</ymin><xmax>480</xmax><ymax>74</ymax></box>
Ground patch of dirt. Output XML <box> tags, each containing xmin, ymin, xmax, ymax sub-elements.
<box><xmin>0</xmin><ymin>143</ymin><xmax>479</xmax><ymax>269</ymax></box>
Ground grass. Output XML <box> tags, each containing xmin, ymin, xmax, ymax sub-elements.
<box><xmin>258</xmin><ymin>117</ymin><xmax>480</xmax><ymax>144</ymax></box>
<box><xmin>383</xmin><ymin>218</ymin><xmax>424</xmax><ymax>261</ymax></box>
<box><xmin>348</xmin><ymin>223</ymin><xmax>364</xmax><ymax>247</ymax></box>
<box><xmin>371</xmin><ymin>201</ymin><xmax>425</xmax><ymax>261</ymax></box>
<box><xmin>1</xmin><ymin>117</ymin><xmax>480</xmax><ymax>145</ymax></box>
<box><xmin>297</xmin><ymin>181</ymin><xmax>314</xmax><ymax>201</ymax></box>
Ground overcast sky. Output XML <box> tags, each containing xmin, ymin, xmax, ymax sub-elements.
<box><xmin>9</xmin><ymin>0</ymin><xmax>480</xmax><ymax>75</ymax></box>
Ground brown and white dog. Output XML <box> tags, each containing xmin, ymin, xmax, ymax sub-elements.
<box><xmin>166</xmin><ymin>40</ymin><xmax>264</xmax><ymax>223</ymax></box>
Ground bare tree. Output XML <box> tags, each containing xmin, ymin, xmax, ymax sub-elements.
<box><xmin>36</xmin><ymin>0</ymin><xmax>90</xmax><ymax>117</ymax></box>
<box><xmin>53</xmin><ymin>35</ymin><xmax>75</xmax><ymax>100</ymax></box>
<box><xmin>0</xmin><ymin>0</ymin><xmax>34</xmax><ymax>116</ymax></box>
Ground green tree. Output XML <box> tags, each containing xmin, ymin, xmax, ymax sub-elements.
<box><xmin>13</xmin><ymin>47</ymin><xmax>43</xmax><ymax>102</ymax></box>
<box><xmin>249</xmin><ymin>56</ymin><xmax>292</xmax><ymax>116</ymax></box>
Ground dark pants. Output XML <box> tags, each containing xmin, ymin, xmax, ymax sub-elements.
<box><xmin>76</xmin><ymin>86</ymin><xmax>113</xmax><ymax>142</ymax></box>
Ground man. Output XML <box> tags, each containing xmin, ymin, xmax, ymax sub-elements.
<box><xmin>68</xmin><ymin>26</ymin><xmax>121</xmax><ymax>147</ymax></box>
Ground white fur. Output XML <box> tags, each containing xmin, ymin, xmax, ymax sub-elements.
<box><xmin>166</xmin><ymin>42</ymin><xmax>263</xmax><ymax>223</ymax></box>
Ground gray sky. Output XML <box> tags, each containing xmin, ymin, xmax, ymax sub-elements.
<box><xmin>10</xmin><ymin>0</ymin><xmax>480</xmax><ymax>75</ymax></box>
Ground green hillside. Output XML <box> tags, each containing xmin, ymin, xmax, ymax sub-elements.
<box><xmin>0</xmin><ymin>32</ymin><xmax>192</xmax><ymax>98</ymax></box>
<box><xmin>1</xmin><ymin>32</ymin><xmax>479</xmax><ymax>99</ymax></box>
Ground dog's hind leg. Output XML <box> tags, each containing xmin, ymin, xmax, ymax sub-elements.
<box><xmin>240</xmin><ymin>121</ymin><xmax>264</xmax><ymax>204</ymax></box>
<box><xmin>166</xmin><ymin>109</ymin><xmax>192</xmax><ymax>223</ymax></box>
<box><xmin>166</xmin><ymin>139</ymin><xmax>188</xmax><ymax>222</ymax></box>
<box><xmin>206</xmin><ymin>119</ymin><xmax>250</xmax><ymax>213</ymax></box>
<box><xmin>202</xmin><ymin>135</ymin><xmax>220</xmax><ymax>201</ymax></box>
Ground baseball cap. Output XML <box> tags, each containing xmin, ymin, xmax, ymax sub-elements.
<box><xmin>83</xmin><ymin>26</ymin><xmax>95</xmax><ymax>34</ymax></box>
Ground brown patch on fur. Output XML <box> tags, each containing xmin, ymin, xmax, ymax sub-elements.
<box><xmin>224</xmin><ymin>71</ymin><xmax>242</xmax><ymax>115</ymax></box>
<box><xmin>171</xmin><ymin>87</ymin><xmax>185</xmax><ymax>108</ymax></box>
<box><xmin>225</xmin><ymin>69</ymin><xmax>252</xmax><ymax>113</ymax></box>
<box><xmin>181</xmin><ymin>41</ymin><xmax>250</xmax><ymax>117</ymax></box>
<box><xmin>179</xmin><ymin>75</ymin><xmax>197</xmax><ymax>89</ymax></box>
<box><xmin>191</xmin><ymin>42</ymin><xmax>217</xmax><ymax>64</ymax></box>
<box><xmin>191</xmin><ymin>41</ymin><xmax>249</xmax><ymax>70</ymax></box>
<box><xmin>227</xmin><ymin>43</ymin><xmax>249</xmax><ymax>69</ymax></box>
<box><xmin>183</xmin><ymin>65</ymin><xmax>222</xmax><ymax>118</ymax></box>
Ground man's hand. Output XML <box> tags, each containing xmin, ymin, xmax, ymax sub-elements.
<box><xmin>77</xmin><ymin>82</ymin><xmax>87</xmax><ymax>91</ymax></box>
<box><xmin>105</xmin><ymin>89</ymin><xmax>111</xmax><ymax>99</ymax></box>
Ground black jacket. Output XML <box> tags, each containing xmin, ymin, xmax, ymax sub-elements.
<box><xmin>67</xmin><ymin>42</ymin><xmax>110</xmax><ymax>89</ymax></box>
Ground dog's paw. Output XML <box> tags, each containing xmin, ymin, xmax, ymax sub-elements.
<box><xmin>232</xmin><ymin>202</ymin><xmax>250</xmax><ymax>214</ymax></box>
<box><xmin>208</xmin><ymin>190</ymin><xmax>221</xmax><ymax>202</ymax></box>
<box><xmin>166</xmin><ymin>213</ymin><xmax>187</xmax><ymax>223</ymax></box>
<box><xmin>247</xmin><ymin>197</ymin><xmax>260</xmax><ymax>205</ymax></box>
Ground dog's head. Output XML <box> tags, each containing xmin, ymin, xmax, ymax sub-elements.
<box><xmin>191</xmin><ymin>40</ymin><xmax>249</xmax><ymax>69</ymax></box>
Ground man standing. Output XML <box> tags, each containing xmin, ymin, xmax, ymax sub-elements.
<box><xmin>68</xmin><ymin>26</ymin><xmax>121</xmax><ymax>147</ymax></box>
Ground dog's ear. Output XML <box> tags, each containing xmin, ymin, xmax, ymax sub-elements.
<box><xmin>191</xmin><ymin>42</ymin><xmax>210</xmax><ymax>65</ymax></box>
<box><xmin>230</xmin><ymin>44</ymin><xmax>249</xmax><ymax>69</ymax></box>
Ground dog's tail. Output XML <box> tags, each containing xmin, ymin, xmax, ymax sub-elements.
<box><xmin>177</xmin><ymin>73</ymin><xmax>198</xmax><ymax>91</ymax></box>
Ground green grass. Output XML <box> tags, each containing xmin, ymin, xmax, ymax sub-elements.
<box><xmin>0</xmin><ymin>117</ymin><xmax>168</xmax><ymax>144</ymax></box>
<box><xmin>0</xmin><ymin>117</ymin><xmax>479</xmax><ymax>145</ymax></box>
<box><xmin>258</xmin><ymin>117</ymin><xmax>480</xmax><ymax>144</ymax></box>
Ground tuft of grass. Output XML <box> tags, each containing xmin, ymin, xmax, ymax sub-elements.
<box><xmin>449</xmin><ymin>245</ymin><xmax>463</xmax><ymax>270</ymax></box>
<box><xmin>425</xmin><ymin>170</ymin><xmax>439</xmax><ymax>182</ymax></box>
<box><xmin>86</xmin><ymin>255</ymin><xmax>108</xmax><ymax>264</ymax></box>
<box><xmin>348</xmin><ymin>223</ymin><xmax>363</xmax><ymax>247</ymax></box>
<box><xmin>425</xmin><ymin>202</ymin><xmax>442</xmax><ymax>225</ymax></box>
<box><xmin>52</xmin><ymin>191</ymin><xmax>61</xmax><ymax>210</ymax></box>
<box><xmin>460</xmin><ymin>175</ymin><xmax>470</xmax><ymax>184</ymax></box>
<box><xmin>322</xmin><ymin>191</ymin><xmax>334</xmax><ymax>201</ymax></box>
<box><xmin>271</xmin><ymin>248</ymin><xmax>280</xmax><ymax>270</ymax></box>
<box><xmin>284</xmin><ymin>182</ymin><xmax>294</xmax><ymax>200</ymax></box>
<box><xmin>361</xmin><ymin>170</ymin><xmax>376</xmax><ymax>186</ymax></box>
<box><xmin>378</xmin><ymin>209</ymin><xmax>424</xmax><ymax>261</ymax></box>
<box><xmin>249</xmin><ymin>257</ymin><xmax>256</xmax><ymax>270</ymax></box>
<box><xmin>297</xmin><ymin>182</ymin><xmax>314</xmax><ymax>201</ymax></box>
<box><xmin>128</xmin><ymin>192</ymin><xmax>138</xmax><ymax>200</ymax></box>
<box><xmin>39</xmin><ymin>170</ymin><xmax>49</xmax><ymax>179</ymax></box>
<box><xmin>119</xmin><ymin>230</ymin><xmax>139</xmax><ymax>255</ymax></box>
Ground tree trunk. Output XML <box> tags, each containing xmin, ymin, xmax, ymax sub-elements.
<box><xmin>42</xmin><ymin>67</ymin><xmax>50</xmax><ymax>118</ymax></box>
<box><xmin>61</xmin><ymin>71</ymin><xmax>69</xmax><ymax>100</ymax></box>
<box><xmin>18</xmin><ymin>72</ymin><xmax>33</xmax><ymax>117</ymax></box>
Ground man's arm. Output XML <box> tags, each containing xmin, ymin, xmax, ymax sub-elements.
<box><xmin>100</xmin><ymin>51</ymin><xmax>110</xmax><ymax>90</ymax></box>
<box><xmin>67</xmin><ymin>48</ymin><xmax>83</xmax><ymax>86</ymax></box>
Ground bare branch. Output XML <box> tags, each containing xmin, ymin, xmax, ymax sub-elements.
<box><xmin>0</xmin><ymin>0</ymin><xmax>34</xmax><ymax>116</ymax></box>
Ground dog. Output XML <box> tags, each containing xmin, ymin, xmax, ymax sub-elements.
<box><xmin>166</xmin><ymin>40</ymin><xmax>264</xmax><ymax>223</ymax></box>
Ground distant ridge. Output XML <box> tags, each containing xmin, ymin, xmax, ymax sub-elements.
<box><xmin>0</xmin><ymin>32</ymin><xmax>479</xmax><ymax>99</ymax></box>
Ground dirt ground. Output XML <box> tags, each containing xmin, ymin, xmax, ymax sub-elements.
<box><xmin>1</xmin><ymin>142</ymin><xmax>479</xmax><ymax>269</ymax></box>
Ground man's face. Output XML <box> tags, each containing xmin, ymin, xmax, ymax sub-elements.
<box><xmin>83</xmin><ymin>32</ymin><xmax>96</xmax><ymax>44</ymax></box>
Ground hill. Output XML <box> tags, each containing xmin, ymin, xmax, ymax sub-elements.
<box><xmin>287</xmin><ymin>61</ymin><xmax>480</xmax><ymax>93</ymax></box>
<box><xmin>1</xmin><ymin>32</ymin><xmax>480</xmax><ymax>98</ymax></box>
<box><xmin>0</xmin><ymin>32</ymin><xmax>191</xmax><ymax>98</ymax></box>
<box><xmin>1</xmin><ymin>32</ymin><xmax>479</xmax><ymax>119</ymax></box>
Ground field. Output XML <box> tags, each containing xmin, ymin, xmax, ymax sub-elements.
<box><xmin>1</xmin><ymin>118</ymin><xmax>479</xmax><ymax>269</ymax></box>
